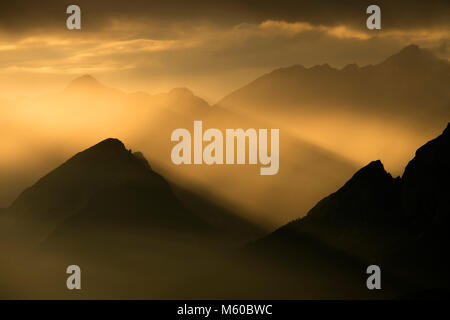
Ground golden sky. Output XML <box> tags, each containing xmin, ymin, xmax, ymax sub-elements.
<box><xmin>0</xmin><ymin>0</ymin><xmax>448</xmax><ymax>101</ymax></box>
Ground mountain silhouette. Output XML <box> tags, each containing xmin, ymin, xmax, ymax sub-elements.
<box><xmin>64</xmin><ymin>74</ymin><xmax>125</xmax><ymax>97</ymax></box>
<box><xmin>217</xmin><ymin>45</ymin><xmax>450</xmax><ymax>125</ymax></box>
<box><xmin>0</xmin><ymin>71</ymin><xmax>360</xmax><ymax>230</ymax></box>
<box><xmin>0</xmin><ymin>74</ymin><xmax>216</xmax><ymax>208</ymax></box>
<box><xmin>64</xmin><ymin>75</ymin><xmax>211</xmax><ymax>114</ymax></box>
<box><xmin>0</xmin><ymin>138</ymin><xmax>269</xmax><ymax>299</ymax></box>
<box><xmin>1</xmin><ymin>128</ymin><xmax>448</xmax><ymax>299</ymax></box>
<box><xmin>402</xmin><ymin>123</ymin><xmax>450</xmax><ymax>227</ymax></box>
<box><xmin>65</xmin><ymin>74</ymin><xmax>103</xmax><ymax>91</ymax></box>
<box><xmin>252</xmin><ymin>123</ymin><xmax>450</xmax><ymax>295</ymax></box>
<box><xmin>2</xmin><ymin>138</ymin><xmax>209</xmax><ymax>245</ymax></box>
<box><xmin>215</xmin><ymin>44</ymin><xmax>449</xmax><ymax>178</ymax></box>
<box><xmin>379</xmin><ymin>44</ymin><xmax>445</xmax><ymax>71</ymax></box>
<box><xmin>154</xmin><ymin>87</ymin><xmax>212</xmax><ymax>115</ymax></box>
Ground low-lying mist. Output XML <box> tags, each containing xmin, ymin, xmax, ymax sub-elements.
<box><xmin>1</xmin><ymin>79</ymin><xmax>440</xmax><ymax>229</ymax></box>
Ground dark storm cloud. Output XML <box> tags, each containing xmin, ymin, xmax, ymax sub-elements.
<box><xmin>0</xmin><ymin>0</ymin><xmax>448</xmax><ymax>36</ymax></box>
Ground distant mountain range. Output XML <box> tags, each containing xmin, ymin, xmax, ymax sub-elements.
<box><xmin>1</xmin><ymin>45</ymin><xmax>448</xmax><ymax>228</ymax></box>
<box><xmin>2</xmin><ymin>69</ymin><xmax>362</xmax><ymax>227</ymax></box>
<box><xmin>215</xmin><ymin>44</ymin><xmax>450</xmax><ymax>177</ymax></box>
<box><xmin>218</xmin><ymin>44</ymin><xmax>450</xmax><ymax>125</ymax></box>
<box><xmin>0</xmin><ymin>44</ymin><xmax>449</xmax><ymax>298</ymax></box>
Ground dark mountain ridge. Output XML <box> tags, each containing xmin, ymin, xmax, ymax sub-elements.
<box><xmin>253</xmin><ymin>122</ymin><xmax>450</xmax><ymax>292</ymax></box>
<box><xmin>2</xmin><ymin>138</ymin><xmax>209</xmax><ymax>244</ymax></box>
<box><xmin>0</xmin><ymin>138</ymin><xmax>268</xmax><ymax>299</ymax></box>
<box><xmin>402</xmin><ymin>123</ymin><xmax>450</xmax><ymax>228</ymax></box>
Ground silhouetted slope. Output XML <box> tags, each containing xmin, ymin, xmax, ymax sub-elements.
<box><xmin>1</xmin><ymin>138</ymin><xmax>277</xmax><ymax>299</ymax></box>
<box><xmin>170</xmin><ymin>182</ymin><xmax>266</xmax><ymax>245</ymax></box>
<box><xmin>396</xmin><ymin>123</ymin><xmax>450</xmax><ymax>286</ymax></box>
<box><xmin>253</xmin><ymin>123</ymin><xmax>450</xmax><ymax>294</ymax></box>
<box><xmin>402</xmin><ymin>123</ymin><xmax>450</xmax><ymax>230</ymax></box>
<box><xmin>263</xmin><ymin>160</ymin><xmax>403</xmax><ymax>261</ymax></box>
<box><xmin>250</xmin><ymin>158</ymin><xmax>405</xmax><ymax>295</ymax></box>
<box><xmin>4</xmin><ymin>138</ymin><xmax>207</xmax><ymax>243</ymax></box>
<box><xmin>246</xmin><ymin>159</ymin><xmax>401</xmax><ymax>298</ymax></box>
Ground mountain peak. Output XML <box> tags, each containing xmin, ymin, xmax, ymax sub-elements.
<box><xmin>65</xmin><ymin>74</ymin><xmax>104</xmax><ymax>92</ymax></box>
<box><xmin>10</xmin><ymin>137</ymin><xmax>155</xmax><ymax>213</ymax></box>
<box><xmin>391</xmin><ymin>44</ymin><xmax>423</xmax><ymax>60</ymax></box>
<box><xmin>343</xmin><ymin>160</ymin><xmax>394</xmax><ymax>190</ymax></box>
<box><xmin>399</xmin><ymin>44</ymin><xmax>420</xmax><ymax>54</ymax></box>
<box><xmin>74</xmin><ymin>138</ymin><xmax>127</xmax><ymax>159</ymax></box>
<box><xmin>91</xmin><ymin>138</ymin><xmax>126</xmax><ymax>150</ymax></box>
<box><xmin>64</xmin><ymin>137</ymin><xmax>150</xmax><ymax>172</ymax></box>
<box><xmin>353</xmin><ymin>159</ymin><xmax>386</xmax><ymax>177</ymax></box>
<box><xmin>7</xmin><ymin>137</ymin><xmax>208</xmax><ymax>245</ymax></box>
<box><xmin>379</xmin><ymin>44</ymin><xmax>440</xmax><ymax>68</ymax></box>
<box><xmin>169</xmin><ymin>87</ymin><xmax>195</xmax><ymax>97</ymax></box>
<box><xmin>309</xmin><ymin>63</ymin><xmax>334</xmax><ymax>71</ymax></box>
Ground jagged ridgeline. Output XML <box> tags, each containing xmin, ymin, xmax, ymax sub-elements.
<box><xmin>251</xmin><ymin>123</ymin><xmax>450</xmax><ymax>297</ymax></box>
<box><xmin>218</xmin><ymin>45</ymin><xmax>450</xmax><ymax>125</ymax></box>
<box><xmin>0</xmin><ymin>123</ymin><xmax>448</xmax><ymax>299</ymax></box>
<box><xmin>2</xmin><ymin>139</ymin><xmax>208</xmax><ymax>245</ymax></box>
<box><xmin>0</xmin><ymin>138</ymin><xmax>267</xmax><ymax>299</ymax></box>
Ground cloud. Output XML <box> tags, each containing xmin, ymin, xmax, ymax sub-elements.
<box><xmin>257</xmin><ymin>20</ymin><xmax>370</xmax><ymax>40</ymax></box>
<box><xmin>0</xmin><ymin>0</ymin><xmax>448</xmax><ymax>101</ymax></box>
<box><xmin>0</xmin><ymin>0</ymin><xmax>449</xmax><ymax>36</ymax></box>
